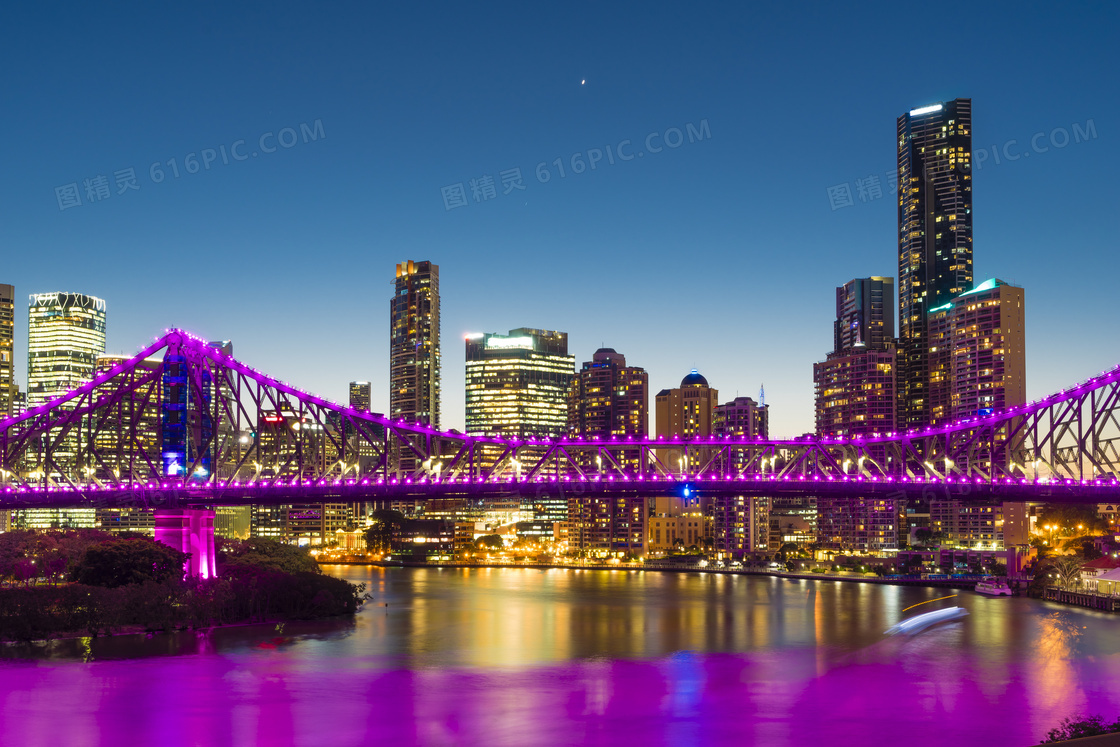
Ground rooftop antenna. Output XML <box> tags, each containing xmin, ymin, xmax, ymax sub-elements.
<box><xmin>759</xmin><ymin>384</ymin><xmax>766</xmax><ymax>407</ymax></box>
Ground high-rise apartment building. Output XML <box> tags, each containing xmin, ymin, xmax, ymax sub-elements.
<box><xmin>655</xmin><ymin>371</ymin><xmax>718</xmax><ymax>438</ymax></box>
<box><xmin>465</xmin><ymin>328</ymin><xmax>574</xmax><ymax>438</ymax></box>
<box><xmin>713</xmin><ymin>396</ymin><xmax>768</xmax><ymax>439</ymax></box>
<box><xmin>390</xmin><ymin>260</ymin><xmax>440</xmax><ymax>427</ymax></box>
<box><xmin>0</xmin><ymin>284</ymin><xmax>14</xmax><ymax>419</ymax></box>
<box><xmin>814</xmin><ymin>351</ymin><xmax>897</xmax><ymax>438</ymax></box>
<box><xmin>568</xmin><ymin>348</ymin><xmax>648</xmax><ymax>439</ymax></box>
<box><xmin>928</xmin><ymin>279</ymin><xmax>1025</xmax><ymax>424</ymax></box>
<box><xmin>815</xmin><ymin>278</ymin><xmax>898</xmax><ymax>438</ymax></box>
<box><xmin>655</xmin><ymin>370</ymin><xmax>718</xmax><ymax>472</ymax></box>
<box><xmin>834</xmin><ymin>277</ymin><xmax>895</xmax><ymax>354</ymax></box>
<box><xmin>27</xmin><ymin>292</ymin><xmax>107</xmax><ymax>409</ymax></box>
<box><xmin>897</xmin><ymin>99</ymin><xmax>973</xmax><ymax>429</ymax></box>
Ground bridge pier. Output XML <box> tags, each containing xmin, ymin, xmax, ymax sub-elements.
<box><xmin>154</xmin><ymin>508</ymin><xmax>217</xmax><ymax>580</ymax></box>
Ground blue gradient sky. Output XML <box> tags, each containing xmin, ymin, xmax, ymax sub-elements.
<box><xmin>1</xmin><ymin>2</ymin><xmax>1116</xmax><ymax>436</ymax></box>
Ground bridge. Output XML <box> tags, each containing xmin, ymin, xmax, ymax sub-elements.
<box><xmin>2</xmin><ymin>330</ymin><xmax>1120</xmax><ymax>510</ymax></box>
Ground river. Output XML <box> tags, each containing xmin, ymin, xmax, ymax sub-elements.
<box><xmin>2</xmin><ymin>566</ymin><xmax>1118</xmax><ymax>746</ymax></box>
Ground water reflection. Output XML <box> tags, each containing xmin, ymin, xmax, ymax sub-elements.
<box><xmin>2</xmin><ymin>567</ymin><xmax>1120</xmax><ymax>746</ymax></box>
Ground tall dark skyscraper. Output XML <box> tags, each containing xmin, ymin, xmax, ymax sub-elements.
<box><xmin>0</xmin><ymin>283</ymin><xmax>13</xmax><ymax>419</ymax></box>
<box><xmin>897</xmin><ymin>98</ymin><xmax>973</xmax><ymax>428</ymax></box>
<box><xmin>348</xmin><ymin>381</ymin><xmax>371</xmax><ymax>412</ymax></box>
<box><xmin>568</xmin><ymin>348</ymin><xmax>648</xmax><ymax>439</ymax></box>
<box><xmin>834</xmin><ymin>277</ymin><xmax>894</xmax><ymax>354</ymax></box>
<box><xmin>390</xmin><ymin>260</ymin><xmax>440</xmax><ymax>427</ymax></box>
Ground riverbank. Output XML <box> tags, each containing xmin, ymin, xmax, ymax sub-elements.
<box><xmin>322</xmin><ymin>559</ymin><xmax>1010</xmax><ymax>592</ymax></box>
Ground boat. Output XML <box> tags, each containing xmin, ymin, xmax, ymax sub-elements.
<box><xmin>974</xmin><ymin>576</ymin><xmax>1013</xmax><ymax>596</ymax></box>
<box><xmin>885</xmin><ymin>606</ymin><xmax>969</xmax><ymax>636</ymax></box>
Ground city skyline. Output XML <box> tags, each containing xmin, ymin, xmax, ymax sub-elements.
<box><xmin>0</xmin><ymin>4</ymin><xmax>1114</xmax><ymax>440</ymax></box>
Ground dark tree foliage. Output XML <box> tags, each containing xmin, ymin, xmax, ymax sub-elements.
<box><xmin>364</xmin><ymin>510</ymin><xmax>406</xmax><ymax>553</ymax></box>
<box><xmin>0</xmin><ymin>529</ymin><xmax>119</xmax><ymax>587</ymax></box>
<box><xmin>0</xmin><ymin>533</ymin><xmax>366</xmax><ymax>642</ymax></box>
<box><xmin>1037</xmin><ymin>504</ymin><xmax>1109</xmax><ymax>534</ymax></box>
<box><xmin>219</xmin><ymin>537</ymin><xmax>321</xmax><ymax>575</ymax></box>
<box><xmin>474</xmin><ymin>534</ymin><xmax>504</xmax><ymax>550</ymax></box>
<box><xmin>1082</xmin><ymin>540</ymin><xmax>1104</xmax><ymax>560</ymax></box>
<box><xmin>71</xmin><ymin>539</ymin><xmax>189</xmax><ymax>588</ymax></box>
<box><xmin>1042</xmin><ymin>714</ymin><xmax>1120</xmax><ymax>742</ymax></box>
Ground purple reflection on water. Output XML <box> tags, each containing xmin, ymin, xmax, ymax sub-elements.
<box><xmin>2</xmin><ymin>644</ymin><xmax>1119</xmax><ymax>746</ymax></box>
<box><xmin>3</xmin><ymin>569</ymin><xmax>1120</xmax><ymax>746</ymax></box>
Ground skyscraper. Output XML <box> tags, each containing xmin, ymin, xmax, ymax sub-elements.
<box><xmin>568</xmin><ymin>347</ymin><xmax>648</xmax><ymax>443</ymax></box>
<box><xmin>390</xmin><ymin>260</ymin><xmax>440</xmax><ymax>427</ymax></box>
<box><xmin>928</xmin><ymin>278</ymin><xmax>1026</xmax><ymax>425</ymax></box>
<box><xmin>897</xmin><ymin>98</ymin><xmax>973</xmax><ymax>428</ymax></box>
<box><xmin>566</xmin><ymin>348</ymin><xmax>648</xmax><ymax>556</ymax></box>
<box><xmin>27</xmin><ymin>292</ymin><xmax>107</xmax><ymax>409</ymax></box>
<box><xmin>349</xmin><ymin>381</ymin><xmax>372</xmax><ymax>412</ymax></box>
<box><xmin>815</xmin><ymin>277</ymin><xmax>897</xmax><ymax>438</ymax></box>
<box><xmin>834</xmin><ymin>277</ymin><xmax>894</xmax><ymax>354</ymax></box>
<box><xmin>0</xmin><ymin>284</ymin><xmax>14</xmax><ymax>419</ymax></box>
<box><xmin>465</xmin><ymin>328</ymin><xmax>574</xmax><ymax>438</ymax></box>
<box><xmin>655</xmin><ymin>370</ymin><xmax>718</xmax><ymax>474</ymax></box>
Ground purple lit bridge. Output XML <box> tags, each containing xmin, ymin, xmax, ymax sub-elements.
<box><xmin>3</xmin><ymin>330</ymin><xmax>1120</xmax><ymax>512</ymax></box>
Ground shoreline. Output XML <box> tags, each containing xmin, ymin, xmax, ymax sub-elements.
<box><xmin>320</xmin><ymin>559</ymin><xmax>996</xmax><ymax>592</ymax></box>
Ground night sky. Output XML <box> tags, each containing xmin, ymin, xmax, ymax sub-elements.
<box><xmin>1</xmin><ymin>1</ymin><xmax>1116</xmax><ymax>435</ymax></box>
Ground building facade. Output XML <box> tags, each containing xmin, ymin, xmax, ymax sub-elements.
<box><xmin>897</xmin><ymin>99</ymin><xmax>974</xmax><ymax>429</ymax></box>
<box><xmin>834</xmin><ymin>277</ymin><xmax>895</xmax><ymax>354</ymax></box>
<box><xmin>814</xmin><ymin>350</ymin><xmax>897</xmax><ymax>438</ymax></box>
<box><xmin>655</xmin><ymin>370</ymin><xmax>718</xmax><ymax>471</ymax></box>
<box><xmin>27</xmin><ymin>292</ymin><xmax>106</xmax><ymax>409</ymax></box>
<box><xmin>390</xmin><ymin>260</ymin><xmax>440</xmax><ymax>427</ymax></box>
<box><xmin>928</xmin><ymin>278</ymin><xmax>1026</xmax><ymax>425</ymax></box>
<box><xmin>0</xmin><ymin>283</ymin><xmax>14</xmax><ymax>418</ymax></box>
<box><xmin>568</xmin><ymin>348</ymin><xmax>648</xmax><ymax>439</ymax></box>
<box><xmin>349</xmin><ymin>381</ymin><xmax>371</xmax><ymax>412</ymax></box>
<box><xmin>815</xmin><ymin>277</ymin><xmax>898</xmax><ymax>439</ymax></box>
<box><xmin>465</xmin><ymin>328</ymin><xmax>574</xmax><ymax>438</ymax></box>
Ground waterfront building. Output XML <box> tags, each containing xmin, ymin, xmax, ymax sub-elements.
<box><xmin>713</xmin><ymin>396</ymin><xmax>768</xmax><ymax>471</ymax></box>
<box><xmin>465</xmin><ymin>328</ymin><xmax>574</xmax><ymax>439</ymax></box>
<box><xmin>928</xmin><ymin>279</ymin><xmax>1026</xmax><ymax>425</ymax></box>
<box><xmin>0</xmin><ymin>283</ymin><xmax>14</xmax><ymax>419</ymax></box>
<box><xmin>816</xmin><ymin>496</ymin><xmax>899</xmax><ymax>553</ymax></box>
<box><xmin>711</xmin><ymin>494</ymin><xmax>769</xmax><ymax>560</ymax></box>
<box><xmin>565</xmin><ymin>495</ymin><xmax>646</xmax><ymax>558</ymax></box>
<box><xmin>897</xmin><ymin>98</ymin><xmax>974</xmax><ymax>429</ymax></box>
<box><xmin>390</xmin><ymin>260</ymin><xmax>440</xmax><ymax>427</ymax></box>
<box><xmin>930</xmin><ymin>500</ymin><xmax>1004</xmax><ymax>549</ymax></box>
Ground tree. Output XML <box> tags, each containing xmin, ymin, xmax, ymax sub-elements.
<box><xmin>364</xmin><ymin>510</ymin><xmax>406</xmax><ymax>553</ymax></box>
<box><xmin>474</xmin><ymin>534</ymin><xmax>504</xmax><ymax>551</ymax></box>
<box><xmin>1082</xmin><ymin>540</ymin><xmax>1103</xmax><ymax>561</ymax></box>
<box><xmin>1042</xmin><ymin>715</ymin><xmax>1120</xmax><ymax>743</ymax></box>
<box><xmin>220</xmin><ymin>538</ymin><xmax>321</xmax><ymax>575</ymax></box>
<box><xmin>72</xmin><ymin>539</ymin><xmax>188</xmax><ymax>588</ymax></box>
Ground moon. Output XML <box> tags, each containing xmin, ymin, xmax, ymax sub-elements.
<box><xmin>581</xmin><ymin>79</ymin><xmax>586</xmax><ymax>85</ymax></box>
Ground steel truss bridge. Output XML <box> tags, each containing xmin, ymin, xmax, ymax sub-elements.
<box><xmin>3</xmin><ymin>329</ymin><xmax>1120</xmax><ymax>510</ymax></box>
